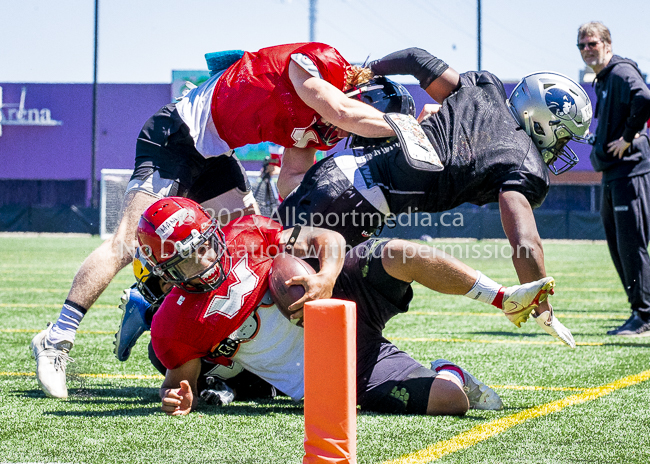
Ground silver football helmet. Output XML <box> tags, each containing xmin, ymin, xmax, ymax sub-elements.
<box><xmin>507</xmin><ymin>72</ymin><xmax>592</xmax><ymax>175</ymax></box>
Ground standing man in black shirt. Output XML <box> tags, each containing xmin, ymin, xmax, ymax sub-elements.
<box><xmin>278</xmin><ymin>48</ymin><xmax>593</xmax><ymax>347</ymax></box>
<box><xmin>578</xmin><ymin>22</ymin><xmax>650</xmax><ymax>336</ymax></box>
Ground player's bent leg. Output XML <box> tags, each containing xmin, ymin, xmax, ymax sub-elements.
<box><xmin>380</xmin><ymin>239</ymin><xmax>478</xmax><ymax>294</ymax></box>
<box><xmin>426</xmin><ymin>374</ymin><xmax>469</xmax><ymax>416</ymax></box>
<box><xmin>381</xmin><ymin>240</ymin><xmax>556</xmax><ymax>327</ymax></box>
<box><xmin>431</xmin><ymin>359</ymin><xmax>503</xmax><ymax>411</ymax></box>
<box><xmin>66</xmin><ymin>190</ymin><xmax>158</xmax><ymax>308</ymax></box>
<box><xmin>31</xmin><ymin>191</ymin><xmax>158</xmax><ymax>398</ymax></box>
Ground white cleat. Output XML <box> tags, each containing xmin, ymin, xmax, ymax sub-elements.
<box><xmin>501</xmin><ymin>277</ymin><xmax>555</xmax><ymax>328</ymax></box>
<box><xmin>431</xmin><ymin>359</ymin><xmax>503</xmax><ymax>410</ymax></box>
<box><xmin>30</xmin><ymin>323</ymin><xmax>74</xmax><ymax>398</ymax></box>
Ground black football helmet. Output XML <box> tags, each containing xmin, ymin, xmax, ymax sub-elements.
<box><xmin>346</xmin><ymin>76</ymin><xmax>416</xmax><ymax>147</ymax></box>
<box><xmin>347</xmin><ymin>76</ymin><xmax>415</xmax><ymax>116</ymax></box>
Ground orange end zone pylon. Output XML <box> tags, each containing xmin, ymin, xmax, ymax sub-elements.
<box><xmin>303</xmin><ymin>299</ymin><xmax>357</xmax><ymax>464</ymax></box>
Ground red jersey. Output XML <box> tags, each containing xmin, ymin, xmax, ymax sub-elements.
<box><xmin>151</xmin><ymin>215</ymin><xmax>284</xmax><ymax>370</ymax></box>
<box><xmin>211</xmin><ymin>42</ymin><xmax>350</xmax><ymax>151</ymax></box>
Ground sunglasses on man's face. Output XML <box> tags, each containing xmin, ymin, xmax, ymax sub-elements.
<box><xmin>577</xmin><ymin>41</ymin><xmax>601</xmax><ymax>51</ymax></box>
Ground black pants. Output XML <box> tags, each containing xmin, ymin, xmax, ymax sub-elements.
<box><xmin>600</xmin><ymin>172</ymin><xmax>650</xmax><ymax>314</ymax></box>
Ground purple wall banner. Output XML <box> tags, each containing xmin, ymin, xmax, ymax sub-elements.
<box><xmin>0</xmin><ymin>83</ymin><xmax>169</xmax><ymax>205</ymax></box>
<box><xmin>0</xmin><ymin>80</ymin><xmax>602</xmax><ymax>206</ymax></box>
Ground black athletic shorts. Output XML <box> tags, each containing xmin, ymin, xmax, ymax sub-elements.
<box><xmin>132</xmin><ymin>103</ymin><xmax>250</xmax><ymax>200</ymax></box>
<box><xmin>333</xmin><ymin>238</ymin><xmax>437</xmax><ymax>414</ymax></box>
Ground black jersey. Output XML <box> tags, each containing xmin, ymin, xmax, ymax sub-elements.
<box><xmin>365</xmin><ymin>71</ymin><xmax>550</xmax><ymax>212</ymax></box>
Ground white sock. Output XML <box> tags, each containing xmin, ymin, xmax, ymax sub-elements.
<box><xmin>464</xmin><ymin>271</ymin><xmax>503</xmax><ymax>305</ymax></box>
<box><xmin>433</xmin><ymin>363</ymin><xmax>465</xmax><ymax>385</ymax></box>
<box><xmin>49</xmin><ymin>301</ymin><xmax>86</xmax><ymax>344</ymax></box>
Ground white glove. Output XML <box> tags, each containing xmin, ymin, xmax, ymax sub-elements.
<box><xmin>534</xmin><ymin>306</ymin><xmax>576</xmax><ymax>348</ymax></box>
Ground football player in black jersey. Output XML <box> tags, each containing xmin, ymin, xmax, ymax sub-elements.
<box><xmin>277</xmin><ymin>48</ymin><xmax>593</xmax><ymax>347</ymax></box>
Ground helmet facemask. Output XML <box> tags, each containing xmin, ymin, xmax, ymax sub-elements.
<box><xmin>313</xmin><ymin>118</ymin><xmax>346</xmax><ymax>147</ymax></box>
<box><xmin>540</xmin><ymin>124</ymin><xmax>589</xmax><ymax>175</ymax></box>
<box><xmin>150</xmin><ymin>220</ymin><xmax>232</xmax><ymax>293</ymax></box>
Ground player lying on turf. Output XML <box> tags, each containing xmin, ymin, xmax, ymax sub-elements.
<box><xmin>135</xmin><ymin>197</ymin><xmax>568</xmax><ymax>415</ymax></box>
<box><xmin>277</xmin><ymin>48</ymin><xmax>592</xmax><ymax>349</ymax></box>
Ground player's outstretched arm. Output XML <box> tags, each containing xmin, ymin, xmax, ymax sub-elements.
<box><xmin>280</xmin><ymin>227</ymin><xmax>346</xmax><ymax>317</ymax></box>
<box><xmin>160</xmin><ymin>358</ymin><xmax>201</xmax><ymax>415</ymax></box>
<box><xmin>369</xmin><ymin>48</ymin><xmax>461</xmax><ymax>103</ymax></box>
<box><xmin>499</xmin><ymin>190</ymin><xmax>575</xmax><ymax>348</ymax></box>
<box><xmin>289</xmin><ymin>61</ymin><xmax>395</xmax><ymax>139</ymax></box>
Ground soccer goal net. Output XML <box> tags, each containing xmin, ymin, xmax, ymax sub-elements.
<box><xmin>100</xmin><ymin>168</ymin><xmax>276</xmax><ymax>239</ymax></box>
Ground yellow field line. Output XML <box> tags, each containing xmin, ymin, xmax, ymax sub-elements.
<box><xmin>0</xmin><ymin>329</ymin><xmax>618</xmax><ymax>347</ymax></box>
<box><xmin>406</xmin><ymin>311</ymin><xmax>627</xmax><ymax>320</ymax></box>
<box><xmin>0</xmin><ymin>371</ymin><xmax>581</xmax><ymax>392</ymax></box>
<box><xmin>537</xmin><ymin>313</ymin><xmax>627</xmax><ymax>320</ymax></box>
<box><xmin>380</xmin><ymin>369</ymin><xmax>650</xmax><ymax>464</ymax></box>
<box><xmin>0</xmin><ymin>304</ymin><xmax>116</xmax><ymax>309</ymax></box>
<box><xmin>0</xmin><ymin>371</ymin><xmax>164</xmax><ymax>380</ymax></box>
<box><xmin>0</xmin><ymin>304</ymin><xmax>628</xmax><ymax>320</ymax></box>
<box><xmin>491</xmin><ymin>385</ymin><xmax>585</xmax><ymax>392</ymax></box>
<box><xmin>388</xmin><ymin>336</ymin><xmax>604</xmax><ymax>347</ymax></box>
<box><xmin>560</xmin><ymin>288</ymin><xmax>624</xmax><ymax>292</ymax></box>
<box><xmin>76</xmin><ymin>372</ymin><xmax>164</xmax><ymax>380</ymax></box>
<box><xmin>0</xmin><ymin>328</ymin><xmax>120</xmax><ymax>335</ymax></box>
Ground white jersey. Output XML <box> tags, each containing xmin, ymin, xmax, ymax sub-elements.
<box><xmin>232</xmin><ymin>305</ymin><xmax>305</xmax><ymax>401</ymax></box>
<box><xmin>174</xmin><ymin>72</ymin><xmax>232</xmax><ymax>157</ymax></box>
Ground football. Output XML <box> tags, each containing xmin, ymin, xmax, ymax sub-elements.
<box><xmin>268</xmin><ymin>253</ymin><xmax>316</xmax><ymax>327</ymax></box>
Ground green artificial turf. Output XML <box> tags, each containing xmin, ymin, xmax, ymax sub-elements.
<box><xmin>0</xmin><ymin>235</ymin><xmax>648</xmax><ymax>464</ymax></box>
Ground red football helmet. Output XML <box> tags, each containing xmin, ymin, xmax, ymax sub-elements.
<box><xmin>137</xmin><ymin>197</ymin><xmax>231</xmax><ymax>293</ymax></box>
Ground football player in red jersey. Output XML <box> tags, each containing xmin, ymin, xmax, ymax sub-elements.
<box><xmin>137</xmin><ymin>198</ymin><xmax>561</xmax><ymax>416</ymax></box>
<box><xmin>30</xmin><ymin>42</ymin><xmax>397</xmax><ymax>399</ymax></box>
